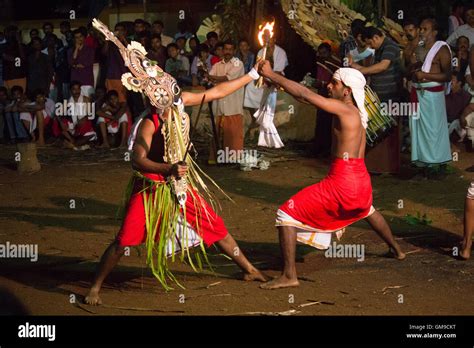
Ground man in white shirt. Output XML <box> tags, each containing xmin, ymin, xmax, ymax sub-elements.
<box><xmin>207</xmin><ymin>40</ymin><xmax>245</xmax><ymax>163</ymax></box>
<box><xmin>447</xmin><ymin>5</ymin><xmax>474</xmax><ymax>48</ymax></box>
<box><xmin>448</xmin><ymin>1</ymin><xmax>465</xmax><ymax>36</ymax></box>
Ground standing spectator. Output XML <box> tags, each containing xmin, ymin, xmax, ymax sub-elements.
<box><xmin>191</xmin><ymin>44</ymin><xmax>212</xmax><ymax>87</ymax></box>
<box><xmin>27</xmin><ymin>37</ymin><xmax>52</xmax><ymax>98</ymax></box>
<box><xmin>313</xmin><ymin>43</ymin><xmax>336</xmax><ymax>157</ymax></box>
<box><xmin>148</xmin><ymin>34</ymin><xmax>167</xmax><ymax>69</ymax></box>
<box><xmin>135</xmin><ymin>31</ymin><xmax>151</xmax><ymax>50</ymax></box>
<box><xmin>133</xmin><ymin>19</ymin><xmax>147</xmax><ymax>40</ymax></box>
<box><xmin>26</xmin><ymin>29</ymin><xmax>39</xmax><ymax>54</ymax></box>
<box><xmin>103</xmin><ymin>22</ymin><xmax>129</xmax><ymax>103</ymax></box>
<box><xmin>205</xmin><ymin>31</ymin><xmax>219</xmax><ymax>51</ymax></box>
<box><xmin>211</xmin><ymin>42</ymin><xmax>224</xmax><ymax>65</ymax></box>
<box><xmin>41</xmin><ymin>22</ymin><xmax>54</xmax><ymax>48</ymax></box>
<box><xmin>151</xmin><ymin>20</ymin><xmax>173</xmax><ymax>47</ymax></box>
<box><xmin>339</xmin><ymin>18</ymin><xmax>365</xmax><ymax>58</ymax></box>
<box><xmin>59</xmin><ymin>21</ymin><xmax>74</xmax><ymax>48</ymax></box>
<box><xmin>410</xmin><ymin>18</ymin><xmax>452</xmax><ymax>178</ymax></box>
<box><xmin>165</xmin><ymin>43</ymin><xmax>190</xmax><ymax>86</ymax></box>
<box><xmin>351</xmin><ymin>26</ymin><xmax>402</xmax><ymax>174</ymax></box>
<box><xmin>348</xmin><ymin>25</ymin><xmax>374</xmax><ymax>66</ymax></box>
<box><xmin>402</xmin><ymin>18</ymin><xmax>425</xmax><ymax>70</ymax></box>
<box><xmin>174</xmin><ymin>20</ymin><xmax>193</xmax><ymax>40</ymax></box>
<box><xmin>68</xmin><ymin>28</ymin><xmax>95</xmax><ymax>97</ymax></box>
<box><xmin>236</xmin><ymin>39</ymin><xmax>255</xmax><ymax>74</ymax></box>
<box><xmin>2</xmin><ymin>26</ymin><xmax>27</xmax><ymax>92</ymax></box>
<box><xmin>454</xmin><ymin>36</ymin><xmax>470</xmax><ymax>76</ymax></box>
<box><xmin>85</xmin><ymin>23</ymin><xmax>100</xmax><ymax>89</ymax></box>
<box><xmin>447</xmin><ymin>5</ymin><xmax>474</xmax><ymax>48</ymax></box>
<box><xmin>449</xmin><ymin>1</ymin><xmax>465</xmax><ymax>36</ymax></box>
<box><xmin>244</xmin><ymin>35</ymin><xmax>288</xmax><ymax>114</ymax></box>
<box><xmin>0</xmin><ymin>32</ymin><xmax>5</xmax><ymax>87</ymax></box>
<box><xmin>207</xmin><ymin>40</ymin><xmax>245</xmax><ymax>164</ymax></box>
<box><xmin>0</xmin><ymin>86</ymin><xmax>8</xmax><ymax>142</ymax></box>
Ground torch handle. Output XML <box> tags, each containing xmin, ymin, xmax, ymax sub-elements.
<box><xmin>255</xmin><ymin>46</ymin><xmax>268</xmax><ymax>88</ymax></box>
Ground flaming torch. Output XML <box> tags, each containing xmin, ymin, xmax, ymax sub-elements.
<box><xmin>255</xmin><ymin>20</ymin><xmax>275</xmax><ymax>88</ymax></box>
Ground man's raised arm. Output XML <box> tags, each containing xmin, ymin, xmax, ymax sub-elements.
<box><xmin>258</xmin><ymin>60</ymin><xmax>352</xmax><ymax>117</ymax></box>
<box><xmin>182</xmin><ymin>63</ymin><xmax>259</xmax><ymax>106</ymax></box>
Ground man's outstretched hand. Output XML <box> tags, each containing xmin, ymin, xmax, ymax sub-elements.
<box><xmin>258</xmin><ymin>60</ymin><xmax>274</xmax><ymax>78</ymax></box>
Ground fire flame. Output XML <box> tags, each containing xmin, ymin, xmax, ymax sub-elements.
<box><xmin>257</xmin><ymin>21</ymin><xmax>275</xmax><ymax>46</ymax></box>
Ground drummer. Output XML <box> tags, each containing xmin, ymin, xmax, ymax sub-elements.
<box><xmin>349</xmin><ymin>26</ymin><xmax>402</xmax><ymax>174</ymax></box>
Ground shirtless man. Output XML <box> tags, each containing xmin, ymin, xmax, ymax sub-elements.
<box><xmin>257</xmin><ymin>61</ymin><xmax>405</xmax><ymax>290</ymax></box>
<box><xmin>85</xmin><ymin>63</ymin><xmax>267</xmax><ymax>305</ymax></box>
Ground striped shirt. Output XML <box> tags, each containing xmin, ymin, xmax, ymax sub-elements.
<box><xmin>370</xmin><ymin>37</ymin><xmax>401</xmax><ymax>102</ymax></box>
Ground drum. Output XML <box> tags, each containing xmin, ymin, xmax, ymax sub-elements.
<box><xmin>364</xmin><ymin>86</ymin><xmax>397</xmax><ymax>147</ymax></box>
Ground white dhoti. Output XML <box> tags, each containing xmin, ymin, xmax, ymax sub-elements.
<box><xmin>275</xmin><ymin>207</ymin><xmax>375</xmax><ymax>250</ymax></box>
<box><xmin>253</xmin><ymin>88</ymin><xmax>284</xmax><ymax>148</ymax></box>
<box><xmin>468</xmin><ymin>182</ymin><xmax>474</xmax><ymax>200</ymax></box>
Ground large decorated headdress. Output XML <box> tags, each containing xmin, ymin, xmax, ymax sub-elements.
<box><xmin>92</xmin><ymin>18</ymin><xmax>181</xmax><ymax>110</ymax></box>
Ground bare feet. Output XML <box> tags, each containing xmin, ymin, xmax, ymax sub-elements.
<box><xmin>460</xmin><ymin>243</ymin><xmax>471</xmax><ymax>260</ymax></box>
<box><xmin>98</xmin><ymin>142</ymin><xmax>110</xmax><ymax>149</ymax></box>
<box><xmin>243</xmin><ymin>269</ymin><xmax>270</xmax><ymax>282</ymax></box>
<box><xmin>260</xmin><ymin>275</ymin><xmax>300</xmax><ymax>290</ymax></box>
<box><xmin>63</xmin><ymin>140</ymin><xmax>75</xmax><ymax>149</ymax></box>
<box><xmin>385</xmin><ymin>248</ymin><xmax>406</xmax><ymax>260</ymax></box>
<box><xmin>84</xmin><ymin>288</ymin><xmax>102</xmax><ymax>306</ymax></box>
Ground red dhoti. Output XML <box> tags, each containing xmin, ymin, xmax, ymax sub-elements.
<box><xmin>277</xmin><ymin>158</ymin><xmax>374</xmax><ymax>249</ymax></box>
<box><xmin>116</xmin><ymin>173</ymin><xmax>228</xmax><ymax>247</ymax></box>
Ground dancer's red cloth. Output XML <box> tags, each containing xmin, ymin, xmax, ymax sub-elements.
<box><xmin>279</xmin><ymin>158</ymin><xmax>373</xmax><ymax>232</ymax></box>
<box><xmin>116</xmin><ymin>173</ymin><xmax>228</xmax><ymax>247</ymax></box>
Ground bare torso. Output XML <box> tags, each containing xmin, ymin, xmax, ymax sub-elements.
<box><xmin>331</xmin><ymin>104</ymin><xmax>366</xmax><ymax>159</ymax></box>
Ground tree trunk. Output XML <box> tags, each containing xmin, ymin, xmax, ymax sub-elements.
<box><xmin>16</xmin><ymin>143</ymin><xmax>41</xmax><ymax>174</ymax></box>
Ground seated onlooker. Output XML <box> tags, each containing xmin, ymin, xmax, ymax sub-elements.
<box><xmin>175</xmin><ymin>36</ymin><xmax>187</xmax><ymax>56</ymax></box>
<box><xmin>191</xmin><ymin>44</ymin><xmax>212</xmax><ymax>87</ymax></box>
<box><xmin>148</xmin><ymin>34</ymin><xmax>167</xmax><ymax>69</ymax></box>
<box><xmin>96</xmin><ymin>90</ymin><xmax>130</xmax><ymax>148</ymax></box>
<box><xmin>446</xmin><ymin>72</ymin><xmax>471</xmax><ymax>141</ymax></box>
<box><xmin>186</xmin><ymin>36</ymin><xmax>200</xmax><ymax>62</ymax></box>
<box><xmin>56</xmin><ymin>81</ymin><xmax>97</xmax><ymax>150</ymax></box>
<box><xmin>165</xmin><ymin>43</ymin><xmax>190</xmax><ymax>86</ymax></box>
<box><xmin>18</xmin><ymin>89</ymin><xmax>55</xmax><ymax>146</ymax></box>
<box><xmin>4</xmin><ymin>86</ymin><xmax>30</xmax><ymax>143</ymax></box>
<box><xmin>211</xmin><ymin>42</ymin><xmax>224</xmax><ymax>66</ymax></box>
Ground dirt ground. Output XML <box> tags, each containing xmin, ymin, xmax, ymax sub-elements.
<box><xmin>0</xmin><ymin>142</ymin><xmax>473</xmax><ymax>316</ymax></box>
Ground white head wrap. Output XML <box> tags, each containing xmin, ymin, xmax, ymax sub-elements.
<box><xmin>333</xmin><ymin>68</ymin><xmax>368</xmax><ymax>129</ymax></box>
